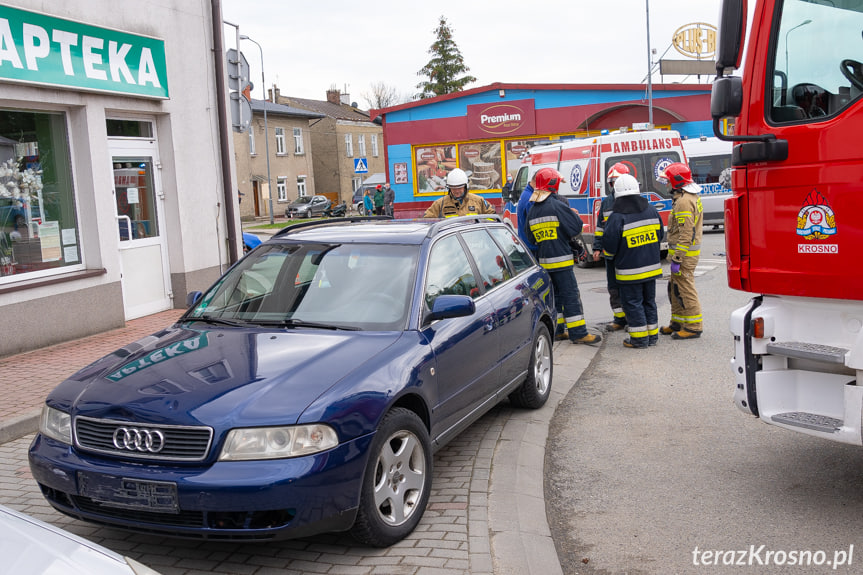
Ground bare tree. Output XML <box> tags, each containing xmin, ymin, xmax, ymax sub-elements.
<box><xmin>362</xmin><ymin>82</ymin><xmax>401</xmax><ymax>110</ymax></box>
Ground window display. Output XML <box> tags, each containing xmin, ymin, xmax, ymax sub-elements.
<box><xmin>0</xmin><ymin>109</ymin><xmax>79</xmax><ymax>278</ymax></box>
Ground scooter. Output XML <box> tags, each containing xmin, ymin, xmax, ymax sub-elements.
<box><xmin>323</xmin><ymin>202</ymin><xmax>347</xmax><ymax>218</ymax></box>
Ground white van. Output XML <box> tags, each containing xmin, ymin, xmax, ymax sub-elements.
<box><xmin>681</xmin><ymin>136</ymin><xmax>733</xmax><ymax>228</ymax></box>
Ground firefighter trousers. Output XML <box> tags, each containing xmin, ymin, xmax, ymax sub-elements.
<box><xmin>667</xmin><ymin>256</ymin><xmax>703</xmax><ymax>332</ymax></box>
<box><xmin>619</xmin><ymin>280</ymin><xmax>658</xmax><ymax>347</ymax></box>
<box><xmin>549</xmin><ymin>266</ymin><xmax>589</xmax><ymax>340</ymax></box>
<box><xmin>605</xmin><ymin>259</ymin><xmax>626</xmax><ymax>326</ymax></box>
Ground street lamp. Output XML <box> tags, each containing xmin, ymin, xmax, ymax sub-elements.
<box><xmin>239</xmin><ymin>34</ymin><xmax>274</xmax><ymax>224</ymax></box>
<box><xmin>785</xmin><ymin>19</ymin><xmax>812</xmax><ymax>80</ymax></box>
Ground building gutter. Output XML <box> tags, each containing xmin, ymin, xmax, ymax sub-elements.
<box><xmin>211</xmin><ymin>0</ymin><xmax>239</xmax><ymax>264</ymax></box>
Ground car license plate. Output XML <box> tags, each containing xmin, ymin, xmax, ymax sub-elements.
<box><xmin>78</xmin><ymin>472</ymin><xmax>179</xmax><ymax>513</ymax></box>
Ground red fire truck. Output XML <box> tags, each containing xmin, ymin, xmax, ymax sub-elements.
<box><xmin>713</xmin><ymin>0</ymin><xmax>863</xmax><ymax>444</ymax></box>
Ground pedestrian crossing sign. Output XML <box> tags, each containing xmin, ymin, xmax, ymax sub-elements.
<box><xmin>354</xmin><ymin>158</ymin><xmax>368</xmax><ymax>173</ymax></box>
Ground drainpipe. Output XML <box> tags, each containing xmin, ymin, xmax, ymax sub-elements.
<box><xmin>211</xmin><ymin>0</ymin><xmax>239</xmax><ymax>264</ymax></box>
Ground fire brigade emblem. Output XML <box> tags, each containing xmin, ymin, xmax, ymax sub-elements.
<box><xmin>796</xmin><ymin>189</ymin><xmax>837</xmax><ymax>240</ymax></box>
<box><xmin>569</xmin><ymin>164</ymin><xmax>583</xmax><ymax>192</ymax></box>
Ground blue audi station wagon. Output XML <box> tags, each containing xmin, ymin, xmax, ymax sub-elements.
<box><xmin>29</xmin><ymin>215</ymin><xmax>555</xmax><ymax>546</ymax></box>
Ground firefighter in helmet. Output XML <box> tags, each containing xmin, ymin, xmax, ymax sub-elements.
<box><xmin>661</xmin><ymin>162</ymin><xmax>704</xmax><ymax>339</ymax></box>
<box><xmin>593</xmin><ymin>162</ymin><xmax>631</xmax><ymax>331</ymax></box>
<box><xmin>423</xmin><ymin>168</ymin><xmax>496</xmax><ymax>218</ymax></box>
<box><xmin>525</xmin><ymin>167</ymin><xmax>602</xmax><ymax>346</ymax></box>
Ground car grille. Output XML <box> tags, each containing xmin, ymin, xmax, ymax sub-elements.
<box><xmin>74</xmin><ymin>416</ymin><xmax>213</xmax><ymax>461</ymax></box>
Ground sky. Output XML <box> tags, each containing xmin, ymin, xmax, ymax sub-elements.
<box><xmin>221</xmin><ymin>0</ymin><xmax>751</xmax><ymax>108</ymax></box>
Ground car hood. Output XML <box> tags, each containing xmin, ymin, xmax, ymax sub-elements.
<box><xmin>51</xmin><ymin>324</ymin><xmax>402</xmax><ymax>428</ymax></box>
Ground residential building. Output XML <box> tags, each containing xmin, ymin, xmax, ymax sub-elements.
<box><xmin>270</xmin><ymin>87</ymin><xmax>385</xmax><ymax>206</ymax></box>
<box><xmin>234</xmin><ymin>100</ymin><xmax>323</xmax><ymax>220</ymax></box>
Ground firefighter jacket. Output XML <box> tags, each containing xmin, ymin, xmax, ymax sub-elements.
<box><xmin>592</xmin><ymin>194</ymin><xmax>615</xmax><ymax>254</ymax></box>
<box><xmin>666</xmin><ymin>190</ymin><xmax>703</xmax><ymax>263</ymax></box>
<box><xmin>601</xmin><ymin>195</ymin><xmax>664</xmax><ymax>283</ymax></box>
<box><xmin>526</xmin><ymin>193</ymin><xmax>583</xmax><ymax>270</ymax></box>
<box><xmin>423</xmin><ymin>192</ymin><xmax>496</xmax><ymax>218</ymax></box>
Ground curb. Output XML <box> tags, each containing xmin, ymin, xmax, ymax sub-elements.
<box><xmin>0</xmin><ymin>408</ymin><xmax>40</xmax><ymax>446</ymax></box>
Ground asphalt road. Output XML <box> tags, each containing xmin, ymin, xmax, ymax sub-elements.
<box><xmin>548</xmin><ymin>230</ymin><xmax>863</xmax><ymax>574</ymax></box>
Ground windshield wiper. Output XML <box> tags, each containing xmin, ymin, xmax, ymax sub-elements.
<box><xmin>188</xmin><ymin>314</ymin><xmax>250</xmax><ymax>327</ymax></box>
<box><xmin>255</xmin><ymin>318</ymin><xmax>360</xmax><ymax>331</ymax></box>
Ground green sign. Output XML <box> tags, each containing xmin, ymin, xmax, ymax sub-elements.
<box><xmin>0</xmin><ymin>4</ymin><xmax>169</xmax><ymax>99</ymax></box>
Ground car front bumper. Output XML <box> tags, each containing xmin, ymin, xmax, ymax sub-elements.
<box><xmin>28</xmin><ymin>432</ymin><xmax>373</xmax><ymax>541</ymax></box>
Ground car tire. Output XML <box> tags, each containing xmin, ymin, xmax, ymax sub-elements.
<box><xmin>350</xmin><ymin>407</ymin><xmax>432</xmax><ymax>547</ymax></box>
<box><xmin>508</xmin><ymin>322</ymin><xmax>553</xmax><ymax>409</ymax></box>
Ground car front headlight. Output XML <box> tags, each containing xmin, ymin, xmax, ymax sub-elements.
<box><xmin>218</xmin><ymin>424</ymin><xmax>338</xmax><ymax>461</ymax></box>
<box><xmin>39</xmin><ymin>405</ymin><xmax>72</xmax><ymax>445</ymax></box>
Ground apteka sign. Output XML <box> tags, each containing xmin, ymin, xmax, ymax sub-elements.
<box><xmin>0</xmin><ymin>4</ymin><xmax>169</xmax><ymax>99</ymax></box>
<box><xmin>467</xmin><ymin>99</ymin><xmax>535</xmax><ymax>139</ymax></box>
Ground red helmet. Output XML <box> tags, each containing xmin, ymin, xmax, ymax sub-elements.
<box><xmin>534</xmin><ymin>167</ymin><xmax>563</xmax><ymax>193</ymax></box>
<box><xmin>606</xmin><ymin>162</ymin><xmax>630</xmax><ymax>181</ymax></box>
<box><xmin>663</xmin><ymin>162</ymin><xmax>694</xmax><ymax>189</ymax></box>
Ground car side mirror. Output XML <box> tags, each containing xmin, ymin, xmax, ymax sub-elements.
<box><xmin>186</xmin><ymin>291</ymin><xmax>203</xmax><ymax>307</ymax></box>
<box><xmin>711</xmin><ymin>76</ymin><xmax>743</xmax><ymax>120</ymax></box>
<box><xmin>424</xmin><ymin>295</ymin><xmax>476</xmax><ymax>324</ymax></box>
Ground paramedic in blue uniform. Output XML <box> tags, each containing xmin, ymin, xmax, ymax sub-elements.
<box><xmin>601</xmin><ymin>174</ymin><xmax>664</xmax><ymax>348</ymax></box>
<box><xmin>525</xmin><ymin>167</ymin><xmax>601</xmax><ymax>346</ymax></box>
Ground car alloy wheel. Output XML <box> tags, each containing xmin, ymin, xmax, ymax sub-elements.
<box><xmin>508</xmin><ymin>323</ymin><xmax>553</xmax><ymax>409</ymax></box>
<box><xmin>351</xmin><ymin>407</ymin><xmax>432</xmax><ymax>546</ymax></box>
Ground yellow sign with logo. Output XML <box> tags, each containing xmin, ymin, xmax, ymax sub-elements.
<box><xmin>672</xmin><ymin>23</ymin><xmax>717</xmax><ymax>60</ymax></box>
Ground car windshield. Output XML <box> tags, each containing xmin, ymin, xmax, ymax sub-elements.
<box><xmin>186</xmin><ymin>242</ymin><xmax>419</xmax><ymax>331</ymax></box>
<box><xmin>292</xmin><ymin>196</ymin><xmax>313</xmax><ymax>205</ymax></box>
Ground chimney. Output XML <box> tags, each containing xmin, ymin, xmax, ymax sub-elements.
<box><xmin>326</xmin><ymin>89</ymin><xmax>341</xmax><ymax>105</ymax></box>
<box><xmin>272</xmin><ymin>85</ymin><xmax>280</xmax><ymax>102</ymax></box>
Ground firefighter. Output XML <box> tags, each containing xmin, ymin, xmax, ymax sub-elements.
<box><xmin>423</xmin><ymin>168</ymin><xmax>496</xmax><ymax>218</ymax></box>
<box><xmin>660</xmin><ymin>162</ymin><xmax>704</xmax><ymax>339</ymax></box>
<box><xmin>601</xmin><ymin>174</ymin><xmax>664</xmax><ymax>348</ymax></box>
<box><xmin>593</xmin><ymin>162</ymin><xmax>631</xmax><ymax>331</ymax></box>
<box><xmin>525</xmin><ymin>167</ymin><xmax>602</xmax><ymax>346</ymax></box>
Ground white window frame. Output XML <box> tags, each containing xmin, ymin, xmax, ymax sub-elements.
<box><xmin>277</xmin><ymin>176</ymin><xmax>287</xmax><ymax>201</ymax></box>
<box><xmin>371</xmin><ymin>134</ymin><xmax>379</xmax><ymax>157</ymax></box>
<box><xmin>275</xmin><ymin>127</ymin><xmax>286</xmax><ymax>155</ymax></box>
<box><xmin>293</xmin><ymin>127</ymin><xmax>304</xmax><ymax>155</ymax></box>
<box><xmin>358</xmin><ymin>134</ymin><xmax>366</xmax><ymax>157</ymax></box>
<box><xmin>345</xmin><ymin>133</ymin><xmax>353</xmax><ymax>157</ymax></box>
<box><xmin>249</xmin><ymin>128</ymin><xmax>256</xmax><ymax>156</ymax></box>
<box><xmin>352</xmin><ymin>177</ymin><xmax>362</xmax><ymax>192</ymax></box>
<box><xmin>297</xmin><ymin>177</ymin><xmax>307</xmax><ymax>197</ymax></box>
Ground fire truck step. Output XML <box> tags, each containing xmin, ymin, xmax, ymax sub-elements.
<box><xmin>765</xmin><ymin>341</ymin><xmax>849</xmax><ymax>364</ymax></box>
<box><xmin>771</xmin><ymin>412</ymin><xmax>842</xmax><ymax>433</ymax></box>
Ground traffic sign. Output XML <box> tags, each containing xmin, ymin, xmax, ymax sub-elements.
<box><xmin>354</xmin><ymin>158</ymin><xmax>368</xmax><ymax>173</ymax></box>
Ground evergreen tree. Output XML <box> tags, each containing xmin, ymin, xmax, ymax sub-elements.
<box><xmin>416</xmin><ymin>16</ymin><xmax>476</xmax><ymax>99</ymax></box>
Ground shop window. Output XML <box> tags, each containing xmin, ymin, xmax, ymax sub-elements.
<box><xmin>106</xmin><ymin>119</ymin><xmax>153</xmax><ymax>138</ymax></box>
<box><xmin>1</xmin><ymin>109</ymin><xmax>80</xmax><ymax>280</ymax></box>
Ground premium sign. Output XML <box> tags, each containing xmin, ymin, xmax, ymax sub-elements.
<box><xmin>467</xmin><ymin>99</ymin><xmax>535</xmax><ymax>139</ymax></box>
<box><xmin>672</xmin><ymin>22</ymin><xmax>717</xmax><ymax>60</ymax></box>
<box><xmin>0</xmin><ymin>4</ymin><xmax>169</xmax><ymax>99</ymax></box>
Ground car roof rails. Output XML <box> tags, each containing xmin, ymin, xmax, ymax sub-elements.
<box><xmin>273</xmin><ymin>216</ymin><xmax>393</xmax><ymax>238</ymax></box>
<box><xmin>426</xmin><ymin>214</ymin><xmax>504</xmax><ymax>237</ymax></box>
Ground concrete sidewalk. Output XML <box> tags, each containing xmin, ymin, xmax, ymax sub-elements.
<box><xmin>0</xmin><ymin>308</ymin><xmax>598</xmax><ymax>574</ymax></box>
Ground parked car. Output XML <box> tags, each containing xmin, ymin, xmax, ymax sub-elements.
<box><xmin>0</xmin><ymin>503</ymin><xmax>161</xmax><ymax>574</ymax></box>
<box><xmin>352</xmin><ymin>188</ymin><xmax>365</xmax><ymax>214</ymax></box>
<box><xmin>29</xmin><ymin>215</ymin><xmax>555</xmax><ymax>547</ymax></box>
<box><xmin>284</xmin><ymin>194</ymin><xmax>331</xmax><ymax>218</ymax></box>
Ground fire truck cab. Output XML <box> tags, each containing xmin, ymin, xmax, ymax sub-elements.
<box><xmin>501</xmin><ymin>129</ymin><xmax>684</xmax><ymax>266</ymax></box>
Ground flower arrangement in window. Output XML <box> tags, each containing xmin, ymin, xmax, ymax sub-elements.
<box><xmin>0</xmin><ymin>156</ymin><xmax>43</xmax><ymax>200</ymax></box>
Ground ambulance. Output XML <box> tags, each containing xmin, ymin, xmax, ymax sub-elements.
<box><xmin>501</xmin><ymin>129</ymin><xmax>685</xmax><ymax>266</ymax></box>
<box><xmin>681</xmin><ymin>136</ymin><xmax>733</xmax><ymax>228</ymax></box>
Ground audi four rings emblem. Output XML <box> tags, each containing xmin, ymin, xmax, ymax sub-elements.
<box><xmin>112</xmin><ymin>427</ymin><xmax>166</xmax><ymax>453</ymax></box>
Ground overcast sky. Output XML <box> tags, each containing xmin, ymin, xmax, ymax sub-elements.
<box><xmin>221</xmin><ymin>0</ymin><xmax>752</xmax><ymax>108</ymax></box>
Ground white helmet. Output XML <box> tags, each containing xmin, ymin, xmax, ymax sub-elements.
<box><xmin>446</xmin><ymin>168</ymin><xmax>468</xmax><ymax>189</ymax></box>
<box><xmin>613</xmin><ymin>174</ymin><xmax>641</xmax><ymax>197</ymax></box>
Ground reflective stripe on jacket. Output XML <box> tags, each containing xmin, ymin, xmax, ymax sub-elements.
<box><xmin>601</xmin><ymin>195</ymin><xmax>664</xmax><ymax>283</ymax></box>
<box><xmin>666</xmin><ymin>191</ymin><xmax>703</xmax><ymax>263</ymax></box>
<box><xmin>526</xmin><ymin>193</ymin><xmax>583</xmax><ymax>270</ymax></box>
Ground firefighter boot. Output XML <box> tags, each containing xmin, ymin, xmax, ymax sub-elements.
<box><xmin>605</xmin><ymin>321</ymin><xmax>626</xmax><ymax>332</ymax></box>
<box><xmin>572</xmin><ymin>333</ymin><xmax>602</xmax><ymax>346</ymax></box>
<box><xmin>555</xmin><ymin>329</ymin><xmax>569</xmax><ymax>341</ymax></box>
<box><xmin>660</xmin><ymin>323</ymin><xmax>681</xmax><ymax>335</ymax></box>
<box><xmin>671</xmin><ymin>329</ymin><xmax>702</xmax><ymax>340</ymax></box>
<box><xmin>623</xmin><ymin>337</ymin><xmax>648</xmax><ymax>349</ymax></box>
